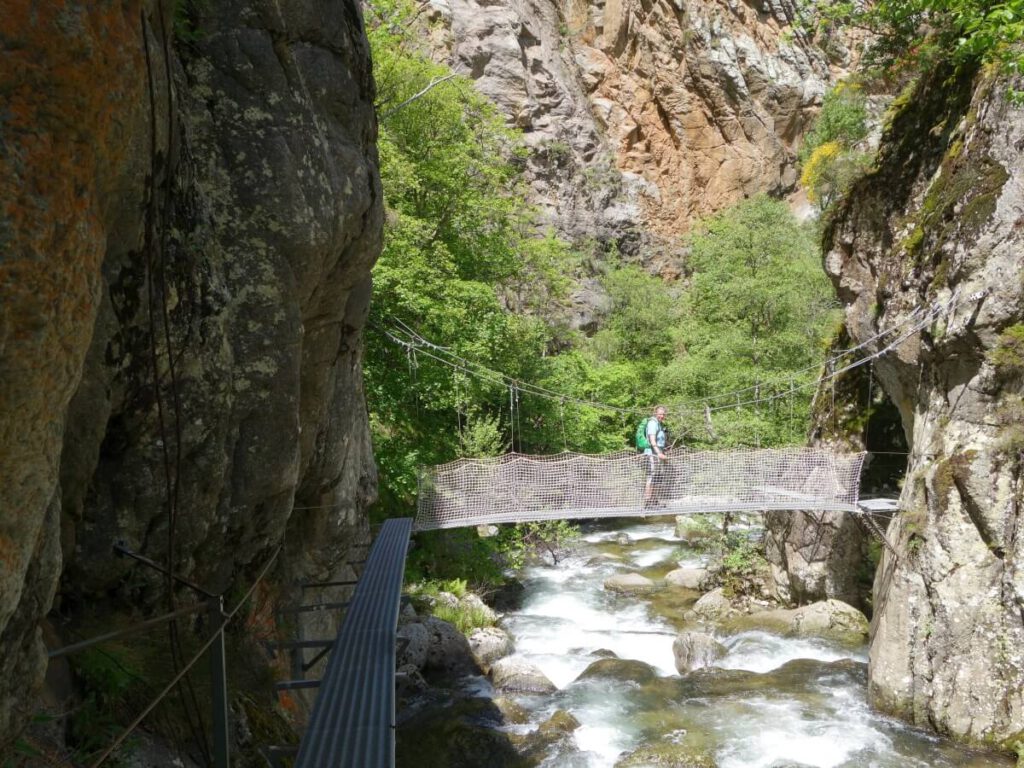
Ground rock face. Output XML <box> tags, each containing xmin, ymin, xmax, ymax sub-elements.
<box><xmin>764</xmin><ymin>326</ymin><xmax>908</xmax><ymax>611</ymax></box>
<box><xmin>764</xmin><ymin>505</ymin><xmax>869</xmax><ymax>609</ymax></box>
<box><xmin>824</xmin><ymin>62</ymin><xmax>1024</xmax><ymax>746</ymax></box>
<box><xmin>430</xmin><ymin>0</ymin><xmax>833</xmax><ymax>262</ymax></box>
<box><xmin>0</xmin><ymin>0</ymin><xmax>381</xmax><ymax>743</ymax></box>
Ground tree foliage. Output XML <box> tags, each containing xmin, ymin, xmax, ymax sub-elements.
<box><xmin>814</xmin><ymin>0</ymin><xmax>1024</xmax><ymax>80</ymax></box>
<box><xmin>656</xmin><ymin>196</ymin><xmax>839</xmax><ymax>446</ymax></box>
<box><xmin>364</xmin><ymin>0</ymin><xmax>575</xmax><ymax>517</ymax></box>
<box><xmin>798</xmin><ymin>83</ymin><xmax>873</xmax><ymax>210</ymax></box>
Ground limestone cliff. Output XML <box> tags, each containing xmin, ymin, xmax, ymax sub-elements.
<box><xmin>429</xmin><ymin>0</ymin><xmax>835</xmax><ymax>268</ymax></box>
<box><xmin>824</xmin><ymin>63</ymin><xmax>1024</xmax><ymax>747</ymax></box>
<box><xmin>765</xmin><ymin>327</ymin><xmax>908</xmax><ymax>611</ymax></box>
<box><xmin>0</xmin><ymin>0</ymin><xmax>380</xmax><ymax>747</ymax></box>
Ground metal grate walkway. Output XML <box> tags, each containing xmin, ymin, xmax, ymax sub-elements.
<box><xmin>295</xmin><ymin>517</ymin><xmax>413</xmax><ymax>768</ymax></box>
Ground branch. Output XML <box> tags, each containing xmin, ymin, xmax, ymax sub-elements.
<box><xmin>380</xmin><ymin>73</ymin><xmax>457</xmax><ymax>119</ymax></box>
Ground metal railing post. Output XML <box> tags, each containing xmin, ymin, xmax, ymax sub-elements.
<box><xmin>209</xmin><ymin>596</ymin><xmax>230</xmax><ymax>768</ymax></box>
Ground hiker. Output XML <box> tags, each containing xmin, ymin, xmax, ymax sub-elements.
<box><xmin>639</xmin><ymin>406</ymin><xmax>668</xmax><ymax>506</ymax></box>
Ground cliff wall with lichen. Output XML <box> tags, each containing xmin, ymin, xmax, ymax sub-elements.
<box><xmin>764</xmin><ymin>325</ymin><xmax>908</xmax><ymax>612</ymax></box>
<box><xmin>425</xmin><ymin>0</ymin><xmax>841</xmax><ymax>275</ymax></box>
<box><xmin>823</xmin><ymin>61</ymin><xmax>1024</xmax><ymax>747</ymax></box>
<box><xmin>0</xmin><ymin>0</ymin><xmax>381</xmax><ymax>749</ymax></box>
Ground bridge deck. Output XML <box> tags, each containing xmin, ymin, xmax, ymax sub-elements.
<box><xmin>418</xmin><ymin>499</ymin><xmax>861</xmax><ymax>530</ymax></box>
<box><xmin>295</xmin><ymin>517</ymin><xmax>412</xmax><ymax>768</ymax></box>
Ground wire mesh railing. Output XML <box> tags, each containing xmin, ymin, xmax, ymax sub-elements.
<box><xmin>415</xmin><ymin>448</ymin><xmax>867</xmax><ymax>530</ymax></box>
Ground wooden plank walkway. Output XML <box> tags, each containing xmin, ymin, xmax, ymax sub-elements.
<box><xmin>294</xmin><ymin>517</ymin><xmax>413</xmax><ymax>768</ymax></box>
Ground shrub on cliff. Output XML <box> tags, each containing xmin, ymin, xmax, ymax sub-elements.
<box><xmin>815</xmin><ymin>0</ymin><xmax>1024</xmax><ymax>87</ymax></box>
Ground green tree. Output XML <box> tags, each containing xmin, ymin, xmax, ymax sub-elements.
<box><xmin>364</xmin><ymin>0</ymin><xmax>578</xmax><ymax>517</ymax></box>
<box><xmin>659</xmin><ymin>196</ymin><xmax>839</xmax><ymax>446</ymax></box>
<box><xmin>814</xmin><ymin>0</ymin><xmax>1024</xmax><ymax>80</ymax></box>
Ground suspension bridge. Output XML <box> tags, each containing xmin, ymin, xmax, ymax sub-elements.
<box><xmin>414</xmin><ymin>447</ymin><xmax>881</xmax><ymax>530</ymax></box>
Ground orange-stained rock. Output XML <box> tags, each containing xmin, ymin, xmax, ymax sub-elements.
<box><xmin>429</xmin><ymin>0</ymin><xmax>841</xmax><ymax>277</ymax></box>
<box><xmin>0</xmin><ymin>0</ymin><xmax>383</xmax><ymax>743</ymax></box>
<box><xmin>0</xmin><ymin>0</ymin><xmax>150</xmax><ymax>742</ymax></box>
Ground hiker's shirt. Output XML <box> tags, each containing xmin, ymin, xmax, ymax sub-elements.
<box><xmin>643</xmin><ymin>419</ymin><xmax>666</xmax><ymax>456</ymax></box>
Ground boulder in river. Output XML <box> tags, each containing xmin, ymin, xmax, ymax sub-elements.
<box><xmin>510</xmin><ymin>709</ymin><xmax>581</xmax><ymax>763</ymax></box>
<box><xmin>538</xmin><ymin>709</ymin><xmax>581</xmax><ymax>736</ymax></box>
<box><xmin>604</xmin><ymin>572</ymin><xmax>660</xmax><ymax>595</ymax></box>
<box><xmin>615</xmin><ymin>741</ymin><xmax>717</xmax><ymax>767</ymax></box>
<box><xmin>490</xmin><ymin>656</ymin><xmax>558</xmax><ymax>693</ymax></box>
<box><xmin>724</xmin><ymin>599</ymin><xmax>868</xmax><ymax>644</ymax></box>
<box><xmin>492</xmin><ymin>696</ymin><xmax>531</xmax><ymax>724</ymax></box>
<box><xmin>672</xmin><ymin>631</ymin><xmax>727</xmax><ymax>674</ymax></box>
<box><xmin>396</xmin><ymin>694</ymin><xmax>526</xmax><ymax>768</ymax></box>
<box><xmin>576</xmin><ymin>658</ymin><xmax>659</xmax><ymax>685</ymax></box>
<box><xmin>664</xmin><ymin>567</ymin><xmax>707</xmax><ymax>590</ymax></box>
<box><xmin>469</xmin><ymin>626</ymin><xmax>514</xmax><ymax>669</ymax></box>
<box><xmin>687</xmin><ymin>588</ymin><xmax>738</xmax><ymax>621</ymax></box>
<box><xmin>422</xmin><ymin>616</ymin><xmax>480</xmax><ymax>678</ymax></box>
<box><xmin>791</xmin><ymin>599</ymin><xmax>869</xmax><ymax>640</ymax></box>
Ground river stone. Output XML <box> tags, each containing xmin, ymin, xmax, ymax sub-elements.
<box><xmin>664</xmin><ymin>567</ymin><xmax>707</xmax><ymax>590</ymax></box>
<box><xmin>395</xmin><ymin>663</ymin><xmax>428</xmax><ymax>698</ymax></box>
<box><xmin>395</xmin><ymin>694</ymin><xmax>524</xmax><ymax>768</ymax></box>
<box><xmin>724</xmin><ymin>600</ymin><xmax>868</xmax><ymax>643</ymax></box>
<box><xmin>615</xmin><ymin>532</ymin><xmax>631</xmax><ymax>545</ymax></box>
<box><xmin>615</xmin><ymin>742</ymin><xmax>717</xmax><ymax>767</ymax></box>
<box><xmin>398</xmin><ymin>621</ymin><xmax>430</xmax><ymax>670</ymax></box>
<box><xmin>510</xmin><ymin>709</ymin><xmax>580</xmax><ymax>763</ymax></box>
<box><xmin>492</xmin><ymin>696</ymin><xmax>531</xmax><ymax>724</ymax></box>
<box><xmin>422</xmin><ymin>617</ymin><xmax>479</xmax><ymax>677</ymax></box>
<box><xmin>576</xmin><ymin>658</ymin><xmax>658</xmax><ymax>685</ymax></box>
<box><xmin>538</xmin><ymin>709</ymin><xmax>581</xmax><ymax>736</ymax></box>
<box><xmin>672</xmin><ymin>632</ymin><xmax>728</xmax><ymax>674</ymax></box>
<box><xmin>590</xmin><ymin>648</ymin><xmax>619</xmax><ymax>659</ymax></box>
<box><xmin>604</xmin><ymin>573</ymin><xmax>660</xmax><ymax>595</ymax></box>
<box><xmin>468</xmin><ymin>626</ymin><xmax>514</xmax><ymax>668</ymax></box>
<box><xmin>490</xmin><ymin>656</ymin><xmax>558</xmax><ymax>693</ymax></box>
<box><xmin>507</xmin><ymin>708</ymin><xmax>581</xmax><ymax>765</ymax></box>
<box><xmin>688</xmin><ymin>588</ymin><xmax>738</xmax><ymax>621</ymax></box>
<box><xmin>791</xmin><ymin>600</ymin><xmax>869</xmax><ymax>641</ymax></box>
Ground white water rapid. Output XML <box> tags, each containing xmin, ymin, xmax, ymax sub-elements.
<box><xmin>485</xmin><ymin>517</ymin><xmax>1014</xmax><ymax>768</ymax></box>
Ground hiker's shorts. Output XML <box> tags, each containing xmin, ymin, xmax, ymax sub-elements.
<box><xmin>646</xmin><ymin>453</ymin><xmax>658</xmax><ymax>478</ymax></box>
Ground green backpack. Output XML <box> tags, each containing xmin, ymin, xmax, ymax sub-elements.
<box><xmin>635</xmin><ymin>418</ymin><xmax>653</xmax><ymax>451</ymax></box>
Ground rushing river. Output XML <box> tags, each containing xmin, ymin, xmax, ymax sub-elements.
<box><xmin>472</xmin><ymin>517</ymin><xmax>1014</xmax><ymax>768</ymax></box>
